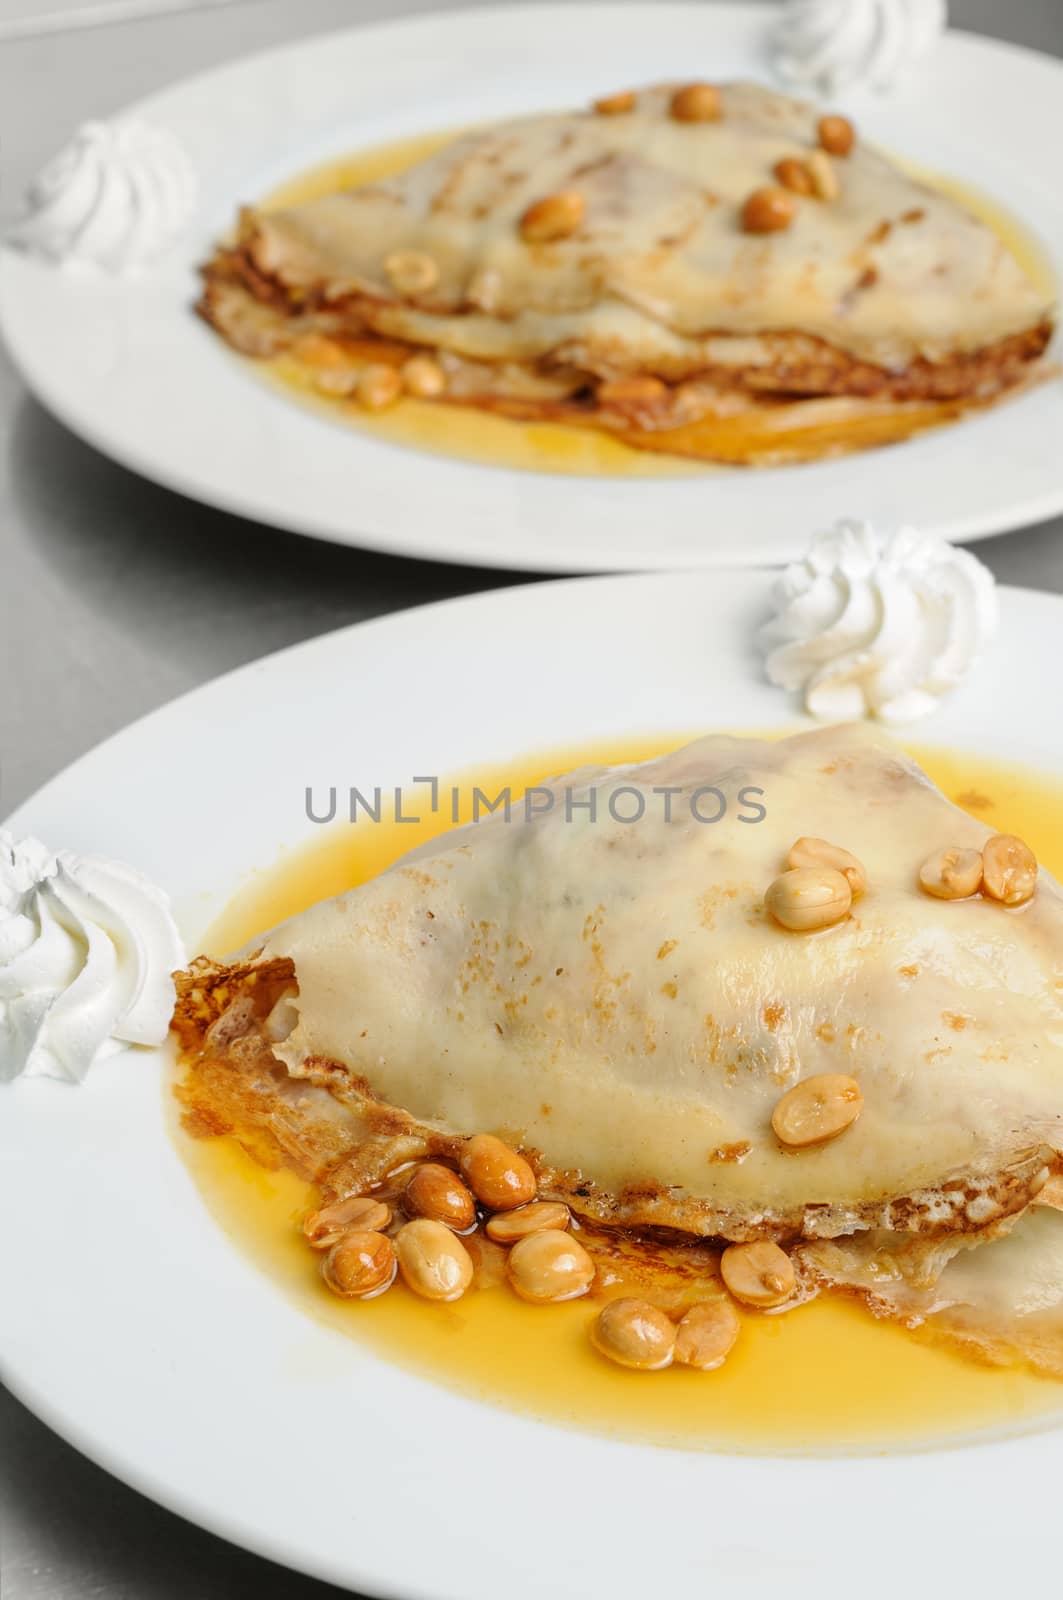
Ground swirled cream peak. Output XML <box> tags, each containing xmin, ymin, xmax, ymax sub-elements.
<box><xmin>772</xmin><ymin>0</ymin><xmax>947</xmax><ymax>94</ymax></box>
<box><xmin>759</xmin><ymin>519</ymin><xmax>997</xmax><ymax>723</ymax></box>
<box><xmin>0</xmin><ymin>831</ymin><xmax>184</xmax><ymax>1083</ymax></box>
<box><xmin>6</xmin><ymin>118</ymin><xmax>197</xmax><ymax>272</ymax></box>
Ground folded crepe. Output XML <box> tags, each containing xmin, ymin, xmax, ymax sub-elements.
<box><xmin>199</xmin><ymin>82</ymin><xmax>1056</xmax><ymax>465</ymax></box>
<box><xmin>797</xmin><ymin>1202</ymin><xmax>1063</xmax><ymax>1378</ymax></box>
<box><xmin>175</xmin><ymin>726</ymin><xmax>1063</xmax><ymax>1243</ymax></box>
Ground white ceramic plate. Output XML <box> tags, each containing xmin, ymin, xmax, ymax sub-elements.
<box><xmin>1</xmin><ymin>4</ymin><xmax>1061</xmax><ymax>574</ymax></box>
<box><xmin>2</xmin><ymin>570</ymin><xmax>1063</xmax><ymax>1599</ymax></box>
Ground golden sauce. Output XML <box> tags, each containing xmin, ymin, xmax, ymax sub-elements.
<box><xmin>246</xmin><ymin>131</ymin><xmax>1056</xmax><ymax>478</ymax></box>
<box><xmin>176</xmin><ymin>734</ymin><xmax>1063</xmax><ymax>1454</ymax></box>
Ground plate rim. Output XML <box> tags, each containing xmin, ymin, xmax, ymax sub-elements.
<box><xmin>4</xmin><ymin>568</ymin><xmax>1063</xmax><ymax>831</ymax></box>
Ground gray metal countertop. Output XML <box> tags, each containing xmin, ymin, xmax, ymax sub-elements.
<box><xmin>2</xmin><ymin>1</ymin><xmax>1061</xmax><ymax>1594</ymax></box>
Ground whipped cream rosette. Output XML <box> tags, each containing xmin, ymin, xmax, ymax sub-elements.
<box><xmin>7</xmin><ymin>118</ymin><xmax>196</xmax><ymax>272</ymax></box>
<box><xmin>772</xmin><ymin>0</ymin><xmax>947</xmax><ymax>94</ymax></box>
<box><xmin>759</xmin><ymin>518</ymin><xmax>997</xmax><ymax>723</ymax></box>
<box><xmin>0</xmin><ymin>832</ymin><xmax>184</xmax><ymax>1082</ymax></box>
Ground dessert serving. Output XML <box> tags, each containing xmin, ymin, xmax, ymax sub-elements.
<box><xmin>171</xmin><ymin>723</ymin><xmax>1063</xmax><ymax>1421</ymax></box>
<box><xmin>198</xmin><ymin>80</ymin><xmax>1056</xmax><ymax>467</ymax></box>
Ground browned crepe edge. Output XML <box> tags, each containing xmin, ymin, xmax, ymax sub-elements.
<box><xmin>172</xmin><ymin>954</ymin><xmax>1057</xmax><ymax>1245</ymax></box>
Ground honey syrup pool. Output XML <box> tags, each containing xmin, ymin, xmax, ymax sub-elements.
<box><xmin>174</xmin><ymin>735</ymin><xmax>1063</xmax><ymax>1455</ymax></box>
<box><xmin>244</xmin><ymin>130</ymin><xmax>1056</xmax><ymax>479</ymax></box>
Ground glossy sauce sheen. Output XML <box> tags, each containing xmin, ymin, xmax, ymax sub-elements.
<box><xmin>251</xmin><ymin>132</ymin><xmax>1055</xmax><ymax>479</ymax></box>
<box><xmin>179</xmin><ymin>737</ymin><xmax>1063</xmax><ymax>1453</ymax></box>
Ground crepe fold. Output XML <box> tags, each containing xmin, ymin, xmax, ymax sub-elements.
<box><xmin>198</xmin><ymin>82</ymin><xmax>1055</xmax><ymax>464</ymax></box>
<box><xmin>174</xmin><ymin>726</ymin><xmax>1063</xmax><ymax>1247</ymax></box>
<box><xmin>796</xmin><ymin>1204</ymin><xmax>1063</xmax><ymax>1378</ymax></box>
